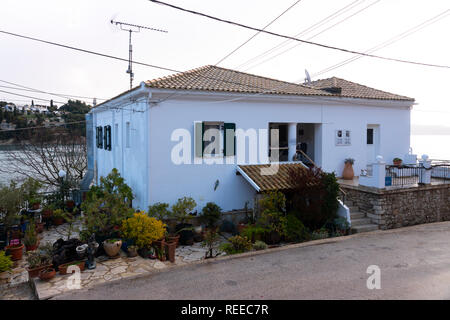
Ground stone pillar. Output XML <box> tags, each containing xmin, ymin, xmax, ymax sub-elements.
<box><xmin>373</xmin><ymin>155</ymin><xmax>386</xmax><ymax>188</ymax></box>
<box><xmin>419</xmin><ymin>154</ymin><xmax>432</xmax><ymax>184</ymax></box>
<box><xmin>288</xmin><ymin>123</ymin><xmax>297</xmax><ymax>162</ymax></box>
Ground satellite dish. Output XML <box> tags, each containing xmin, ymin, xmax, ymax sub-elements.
<box><xmin>304</xmin><ymin>69</ymin><xmax>311</xmax><ymax>85</ymax></box>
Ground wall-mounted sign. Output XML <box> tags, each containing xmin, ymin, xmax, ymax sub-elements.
<box><xmin>335</xmin><ymin>129</ymin><xmax>351</xmax><ymax>146</ymax></box>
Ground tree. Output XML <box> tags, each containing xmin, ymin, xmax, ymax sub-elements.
<box><xmin>59</xmin><ymin>100</ymin><xmax>91</xmax><ymax>136</ymax></box>
<box><xmin>0</xmin><ymin>126</ymin><xmax>87</xmax><ymax>189</ymax></box>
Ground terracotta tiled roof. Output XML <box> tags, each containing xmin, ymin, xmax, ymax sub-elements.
<box><xmin>237</xmin><ymin>163</ymin><xmax>307</xmax><ymax>192</ymax></box>
<box><xmin>145</xmin><ymin>65</ymin><xmax>414</xmax><ymax>101</ymax></box>
<box><xmin>310</xmin><ymin>77</ymin><xmax>414</xmax><ymax>101</ymax></box>
<box><xmin>146</xmin><ymin>65</ymin><xmax>331</xmax><ymax>97</ymax></box>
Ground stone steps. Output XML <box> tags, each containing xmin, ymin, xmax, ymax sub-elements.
<box><xmin>350</xmin><ymin>212</ymin><xmax>365</xmax><ymax>220</ymax></box>
<box><xmin>346</xmin><ymin>203</ymin><xmax>379</xmax><ymax>234</ymax></box>
<box><xmin>352</xmin><ymin>224</ymin><xmax>379</xmax><ymax>233</ymax></box>
<box><xmin>350</xmin><ymin>217</ymin><xmax>372</xmax><ymax>226</ymax></box>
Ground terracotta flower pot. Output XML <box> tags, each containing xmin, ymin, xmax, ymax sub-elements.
<box><xmin>65</xmin><ymin>200</ymin><xmax>75</xmax><ymax>209</ymax></box>
<box><xmin>58</xmin><ymin>261</ymin><xmax>85</xmax><ymax>275</ymax></box>
<box><xmin>237</xmin><ymin>223</ymin><xmax>248</xmax><ymax>234</ymax></box>
<box><xmin>6</xmin><ymin>243</ymin><xmax>24</xmax><ymax>261</ymax></box>
<box><xmin>103</xmin><ymin>239</ymin><xmax>122</xmax><ymax>257</ymax></box>
<box><xmin>27</xmin><ymin>264</ymin><xmax>53</xmax><ymax>278</ymax></box>
<box><xmin>42</xmin><ymin>209</ymin><xmax>53</xmax><ymax>219</ymax></box>
<box><xmin>342</xmin><ymin>163</ymin><xmax>354</xmax><ymax>180</ymax></box>
<box><xmin>25</xmin><ymin>243</ymin><xmax>38</xmax><ymax>252</ymax></box>
<box><xmin>165</xmin><ymin>242</ymin><xmax>176</xmax><ymax>263</ymax></box>
<box><xmin>167</xmin><ymin>235</ymin><xmax>180</xmax><ymax>247</ymax></box>
<box><xmin>394</xmin><ymin>160</ymin><xmax>402</xmax><ymax>167</ymax></box>
<box><xmin>39</xmin><ymin>268</ymin><xmax>56</xmax><ymax>281</ymax></box>
<box><xmin>53</xmin><ymin>217</ymin><xmax>64</xmax><ymax>226</ymax></box>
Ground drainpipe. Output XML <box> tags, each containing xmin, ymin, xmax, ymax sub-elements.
<box><xmin>288</xmin><ymin>123</ymin><xmax>297</xmax><ymax>162</ymax></box>
<box><xmin>80</xmin><ymin>113</ymin><xmax>94</xmax><ymax>193</ymax></box>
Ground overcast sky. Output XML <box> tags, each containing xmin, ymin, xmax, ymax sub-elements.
<box><xmin>0</xmin><ymin>0</ymin><xmax>449</xmax><ymax>131</ymax></box>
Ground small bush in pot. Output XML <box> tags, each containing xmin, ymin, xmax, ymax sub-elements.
<box><xmin>148</xmin><ymin>202</ymin><xmax>171</xmax><ymax>221</ymax></box>
<box><xmin>201</xmin><ymin>229</ymin><xmax>221</xmax><ymax>259</ymax></box>
<box><xmin>26</xmin><ymin>248</ymin><xmax>52</xmax><ymax>278</ymax></box>
<box><xmin>121</xmin><ymin>211</ymin><xmax>166</xmax><ymax>250</ymax></box>
<box><xmin>23</xmin><ymin>220</ymin><xmax>38</xmax><ymax>251</ymax></box>
<box><xmin>127</xmin><ymin>245</ymin><xmax>138</xmax><ymax>257</ymax></box>
<box><xmin>171</xmin><ymin>197</ymin><xmax>197</xmax><ymax>245</ymax></box>
<box><xmin>53</xmin><ymin>209</ymin><xmax>65</xmax><ymax>226</ymax></box>
<box><xmin>39</xmin><ymin>267</ymin><xmax>56</xmax><ymax>281</ymax></box>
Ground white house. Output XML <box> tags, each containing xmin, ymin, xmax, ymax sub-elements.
<box><xmin>89</xmin><ymin>65</ymin><xmax>414</xmax><ymax>211</ymax></box>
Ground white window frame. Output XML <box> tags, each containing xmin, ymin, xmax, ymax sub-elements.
<box><xmin>203</xmin><ymin>121</ymin><xmax>224</xmax><ymax>158</ymax></box>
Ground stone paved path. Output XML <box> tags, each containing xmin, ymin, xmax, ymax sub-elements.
<box><xmin>1</xmin><ymin>217</ymin><xmax>228</xmax><ymax>300</ymax></box>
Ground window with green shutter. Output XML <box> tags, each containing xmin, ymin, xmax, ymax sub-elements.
<box><xmin>194</xmin><ymin>121</ymin><xmax>236</xmax><ymax>157</ymax></box>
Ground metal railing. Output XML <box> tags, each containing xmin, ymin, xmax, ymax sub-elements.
<box><xmin>385</xmin><ymin>165</ymin><xmax>421</xmax><ymax>186</ymax></box>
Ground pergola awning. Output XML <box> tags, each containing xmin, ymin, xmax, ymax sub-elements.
<box><xmin>237</xmin><ymin>162</ymin><xmax>307</xmax><ymax>192</ymax></box>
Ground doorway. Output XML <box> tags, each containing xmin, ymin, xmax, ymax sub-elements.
<box><xmin>366</xmin><ymin>124</ymin><xmax>380</xmax><ymax>165</ymax></box>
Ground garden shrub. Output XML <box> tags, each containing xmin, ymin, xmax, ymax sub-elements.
<box><xmin>81</xmin><ymin>168</ymin><xmax>135</xmax><ymax>238</ymax></box>
<box><xmin>200</xmin><ymin>202</ymin><xmax>222</xmax><ymax>229</ymax></box>
<box><xmin>241</xmin><ymin>225</ymin><xmax>266</xmax><ymax>243</ymax></box>
<box><xmin>285</xmin><ymin>214</ymin><xmax>310</xmax><ymax>242</ymax></box>
<box><xmin>252</xmin><ymin>240</ymin><xmax>268</xmax><ymax>251</ymax></box>
<box><xmin>259</xmin><ymin>191</ymin><xmax>286</xmax><ymax>213</ymax></box>
<box><xmin>311</xmin><ymin>228</ymin><xmax>329</xmax><ymax>240</ymax></box>
<box><xmin>171</xmin><ymin>197</ymin><xmax>197</xmax><ymax>224</ymax></box>
<box><xmin>287</xmin><ymin>166</ymin><xmax>339</xmax><ymax>230</ymax></box>
<box><xmin>121</xmin><ymin>212</ymin><xmax>166</xmax><ymax>249</ymax></box>
<box><xmin>220</xmin><ymin>235</ymin><xmax>252</xmax><ymax>255</ymax></box>
<box><xmin>0</xmin><ymin>250</ymin><xmax>13</xmax><ymax>272</ymax></box>
<box><xmin>148</xmin><ymin>202</ymin><xmax>171</xmax><ymax>221</ymax></box>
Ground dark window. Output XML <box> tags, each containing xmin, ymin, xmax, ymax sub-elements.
<box><xmin>97</xmin><ymin>126</ymin><xmax>103</xmax><ymax>148</ymax></box>
<box><xmin>367</xmin><ymin>128</ymin><xmax>374</xmax><ymax>145</ymax></box>
<box><xmin>268</xmin><ymin>123</ymin><xmax>288</xmax><ymax>162</ymax></box>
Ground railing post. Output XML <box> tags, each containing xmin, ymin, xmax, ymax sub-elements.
<box><xmin>418</xmin><ymin>154</ymin><xmax>432</xmax><ymax>184</ymax></box>
<box><xmin>372</xmin><ymin>155</ymin><xmax>386</xmax><ymax>188</ymax></box>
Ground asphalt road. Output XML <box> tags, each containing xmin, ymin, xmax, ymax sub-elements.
<box><xmin>55</xmin><ymin>221</ymin><xmax>450</xmax><ymax>300</ymax></box>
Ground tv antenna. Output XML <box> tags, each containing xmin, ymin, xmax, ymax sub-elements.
<box><xmin>111</xmin><ymin>20</ymin><xmax>168</xmax><ymax>89</ymax></box>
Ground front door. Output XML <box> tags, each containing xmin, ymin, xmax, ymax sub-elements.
<box><xmin>366</xmin><ymin>124</ymin><xmax>380</xmax><ymax>165</ymax></box>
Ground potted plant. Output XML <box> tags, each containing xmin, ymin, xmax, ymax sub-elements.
<box><xmin>42</xmin><ymin>204</ymin><xmax>54</xmax><ymax>219</ymax></box>
<box><xmin>26</xmin><ymin>248</ymin><xmax>52</xmax><ymax>278</ymax></box>
<box><xmin>127</xmin><ymin>245</ymin><xmax>138</xmax><ymax>258</ymax></box>
<box><xmin>393</xmin><ymin>157</ymin><xmax>403</xmax><ymax>167</ymax></box>
<box><xmin>5</xmin><ymin>239</ymin><xmax>24</xmax><ymax>261</ymax></box>
<box><xmin>52</xmin><ymin>209</ymin><xmax>65</xmax><ymax>226</ymax></box>
<box><xmin>154</xmin><ymin>245</ymin><xmax>166</xmax><ymax>262</ymax></box>
<box><xmin>121</xmin><ymin>211</ymin><xmax>166</xmax><ymax>257</ymax></box>
<box><xmin>342</xmin><ymin>158</ymin><xmax>355</xmax><ymax>180</ymax></box>
<box><xmin>39</xmin><ymin>267</ymin><xmax>56</xmax><ymax>281</ymax></box>
<box><xmin>58</xmin><ymin>260</ymin><xmax>86</xmax><ymax>275</ymax></box>
<box><xmin>171</xmin><ymin>197</ymin><xmax>197</xmax><ymax>245</ymax></box>
<box><xmin>29</xmin><ymin>198</ymin><xmax>41</xmax><ymax>210</ymax></box>
<box><xmin>103</xmin><ymin>238</ymin><xmax>122</xmax><ymax>257</ymax></box>
<box><xmin>23</xmin><ymin>221</ymin><xmax>38</xmax><ymax>251</ymax></box>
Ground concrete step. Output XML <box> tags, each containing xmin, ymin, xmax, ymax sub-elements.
<box><xmin>351</xmin><ymin>217</ymin><xmax>372</xmax><ymax>226</ymax></box>
<box><xmin>347</xmin><ymin>206</ymin><xmax>359</xmax><ymax>212</ymax></box>
<box><xmin>350</xmin><ymin>211</ymin><xmax>365</xmax><ymax>219</ymax></box>
<box><xmin>352</xmin><ymin>224</ymin><xmax>379</xmax><ymax>233</ymax></box>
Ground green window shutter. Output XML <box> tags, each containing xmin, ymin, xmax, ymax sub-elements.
<box><xmin>224</xmin><ymin>123</ymin><xmax>236</xmax><ymax>156</ymax></box>
<box><xmin>95</xmin><ymin>127</ymin><xmax>99</xmax><ymax>148</ymax></box>
<box><xmin>103</xmin><ymin>126</ymin><xmax>107</xmax><ymax>150</ymax></box>
<box><xmin>98</xmin><ymin>126</ymin><xmax>103</xmax><ymax>149</ymax></box>
<box><xmin>194</xmin><ymin>121</ymin><xmax>204</xmax><ymax>158</ymax></box>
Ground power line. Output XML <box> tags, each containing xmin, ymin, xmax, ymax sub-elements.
<box><xmin>312</xmin><ymin>9</ymin><xmax>450</xmax><ymax>77</ymax></box>
<box><xmin>242</xmin><ymin>0</ymin><xmax>381</xmax><ymax>72</ymax></box>
<box><xmin>159</xmin><ymin>0</ymin><xmax>305</xmax><ymax>104</ymax></box>
<box><xmin>0</xmin><ymin>89</ymin><xmax>66</xmax><ymax>104</ymax></box>
<box><xmin>149</xmin><ymin>0</ymin><xmax>450</xmax><ymax>69</ymax></box>
<box><xmin>0</xmin><ymin>29</ymin><xmax>180</xmax><ymax>74</ymax></box>
<box><xmin>237</xmin><ymin>0</ymin><xmax>365</xmax><ymax>70</ymax></box>
<box><xmin>215</xmin><ymin>0</ymin><xmax>303</xmax><ymax>66</ymax></box>
<box><xmin>0</xmin><ymin>120</ymin><xmax>86</xmax><ymax>133</ymax></box>
<box><xmin>0</xmin><ymin>82</ymin><xmax>105</xmax><ymax>103</ymax></box>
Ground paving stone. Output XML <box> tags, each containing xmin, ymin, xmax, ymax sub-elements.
<box><xmin>153</xmin><ymin>261</ymin><xmax>167</xmax><ymax>269</ymax></box>
<box><xmin>110</xmin><ymin>266</ymin><xmax>127</xmax><ymax>275</ymax></box>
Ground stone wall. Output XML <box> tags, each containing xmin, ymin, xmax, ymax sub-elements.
<box><xmin>341</xmin><ymin>184</ymin><xmax>450</xmax><ymax>230</ymax></box>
